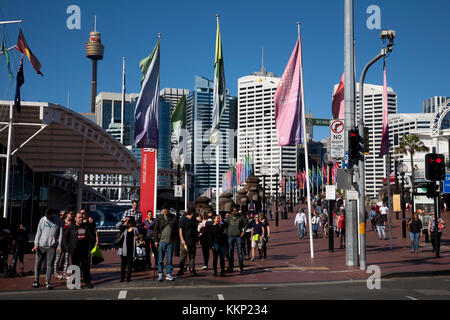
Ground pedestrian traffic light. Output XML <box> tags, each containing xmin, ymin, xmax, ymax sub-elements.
<box><xmin>349</xmin><ymin>129</ymin><xmax>359</xmax><ymax>160</ymax></box>
<box><xmin>425</xmin><ymin>153</ymin><xmax>446</xmax><ymax>181</ymax></box>
<box><xmin>426</xmin><ymin>182</ymin><xmax>437</xmax><ymax>199</ymax></box>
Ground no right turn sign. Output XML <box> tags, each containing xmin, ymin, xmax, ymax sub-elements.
<box><xmin>331</xmin><ymin>120</ymin><xmax>345</xmax><ymax>159</ymax></box>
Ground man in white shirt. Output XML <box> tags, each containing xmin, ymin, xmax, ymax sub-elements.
<box><xmin>379</xmin><ymin>203</ymin><xmax>389</xmax><ymax>223</ymax></box>
<box><xmin>294</xmin><ymin>209</ymin><xmax>307</xmax><ymax>239</ymax></box>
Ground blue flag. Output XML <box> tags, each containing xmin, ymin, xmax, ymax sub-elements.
<box><xmin>134</xmin><ymin>39</ymin><xmax>160</xmax><ymax>149</ymax></box>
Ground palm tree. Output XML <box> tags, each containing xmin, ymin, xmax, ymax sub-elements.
<box><xmin>394</xmin><ymin>134</ymin><xmax>429</xmax><ymax>204</ymax></box>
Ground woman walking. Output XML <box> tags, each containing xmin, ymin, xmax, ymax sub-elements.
<box><xmin>428</xmin><ymin>215</ymin><xmax>446</xmax><ymax>255</ymax></box>
<box><xmin>407</xmin><ymin>212</ymin><xmax>423</xmax><ymax>253</ymax></box>
<box><xmin>208</xmin><ymin>215</ymin><xmax>227</xmax><ymax>277</ymax></box>
<box><xmin>198</xmin><ymin>209</ymin><xmax>212</xmax><ymax>270</ymax></box>
<box><xmin>115</xmin><ymin>217</ymin><xmax>139</xmax><ymax>282</ymax></box>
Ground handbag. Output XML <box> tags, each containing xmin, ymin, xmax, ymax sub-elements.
<box><xmin>114</xmin><ymin>231</ymin><xmax>124</xmax><ymax>247</ymax></box>
<box><xmin>252</xmin><ymin>234</ymin><xmax>260</xmax><ymax>242</ymax></box>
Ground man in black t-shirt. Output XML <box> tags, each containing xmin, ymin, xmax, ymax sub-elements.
<box><xmin>177</xmin><ymin>208</ymin><xmax>198</xmax><ymax>276</ymax></box>
<box><xmin>64</xmin><ymin>212</ymin><xmax>96</xmax><ymax>288</ymax></box>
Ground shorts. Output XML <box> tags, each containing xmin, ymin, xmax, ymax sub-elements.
<box><xmin>251</xmin><ymin>237</ymin><xmax>263</xmax><ymax>249</ymax></box>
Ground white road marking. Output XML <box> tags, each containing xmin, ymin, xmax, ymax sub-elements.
<box><xmin>118</xmin><ymin>290</ymin><xmax>127</xmax><ymax>300</ymax></box>
<box><xmin>406</xmin><ymin>296</ymin><xmax>418</xmax><ymax>300</ymax></box>
<box><xmin>217</xmin><ymin>294</ymin><xmax>225</xmax><ymax>300</ymax></box>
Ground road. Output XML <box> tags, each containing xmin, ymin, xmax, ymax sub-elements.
<box><xmin>1</xmin><ymin>275</ymin><xmax>449</xmax><ymax>300</ymax></box>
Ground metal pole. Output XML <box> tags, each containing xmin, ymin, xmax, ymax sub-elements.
<box><xmin>387</xmin><ymin>154</ymin><xmax>393</xmax><ymax>249</ymax></box>
<box><xmin>394</xmin><ymin>157</ymin><xmax>399</xmax><ymax>219</ymax></box>
<box><xmin>175</xmin><ymin>164</ymin><xmax>181</xmax><ymax>257</ymax></box>
<box><xmin>328</xmin><ymin>162</ymin><xmax>334</xmax><ymax>252</ymax></box>
<box><xmin>358</xmin><ymin>50</ymin><xmax>385</xmax><ymax>271</ymax></box>
<box><xmin>275</xmin><ymin>174</ymin><xmax>279</xmax><ymax>227</ymax></box>
<box><xmin>401</xmin><ymin>174</ymin><xmax>406</xmax><ymax>239</ymax></box>
<box><xmin>3</xmin><ymin>104</ymin><xmax>13</xmax><ymax>219</ymax></box>
<box><xmin>263</xmin><ymin>175</ymin><xmax>266</xmax><ymax>214</ymax></box>
<box><xmin>344</xmin><ymin>0</ymin><xmax>358</xmax><ymax>266</ymax></box>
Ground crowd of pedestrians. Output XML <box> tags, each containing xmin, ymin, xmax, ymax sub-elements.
<box><xmin>0</xmin><ymin>192</ymin><xmax>449</xmax><ymax>289</ymax></box>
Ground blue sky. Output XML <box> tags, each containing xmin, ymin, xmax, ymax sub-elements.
<box><xmin>1</xmin><ymin>0</ymin><xmax>450</xmax><ymax>141</ymax></box>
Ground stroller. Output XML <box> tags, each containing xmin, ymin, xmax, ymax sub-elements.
<box><xmin>133</xmin><ymin>238</ymin><xmax>147</xmax><ymax>272</ymax></box>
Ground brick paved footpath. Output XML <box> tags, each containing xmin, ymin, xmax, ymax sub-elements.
<box><xmin>0</xmin><ymin>207</ymin><xmax>449</xmax><ymax>291</ymax></box>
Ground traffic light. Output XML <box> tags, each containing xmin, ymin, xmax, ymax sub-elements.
<box><xmin>425</xmin><ymin>153</ymin><xmax>446</xmax><ymax>181</ymax></box>
<box><xmin>349</xmin><ymin>129</ymin><xmax>359</xmax><ymax>159</ymax></box>
<box><xmin>426</xmin><ymin>182</ymin><xmax>437</xmax><ymax>199</ymax></box>
<box><xmin>364</xmin><ymin>127</ymin><xmax>370</xmax><ymax>155</ymax></box>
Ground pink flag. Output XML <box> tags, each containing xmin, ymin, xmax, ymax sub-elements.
<box><xmin>379</xmin><ymin>62</ymin><xmax>389</xmax><ymax>157</ymax></box>
<box><xmin>274</xmin><ymin>38</ymin><xmax>304</xmax><ymax>146</ymax></box>
<box><xmin>332</xmin><ymin>72</ymin><xmax>345</xmax><ymax>120</ymax></box>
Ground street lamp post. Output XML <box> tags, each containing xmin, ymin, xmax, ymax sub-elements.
<box><xmin>260</xmin><ymin>165</ymin><xmax>270</xmax><ymax>216</ymax></box>
<box><xmin>282</xmin><ymin>169</ymin><xmax>289</xmax><ymax>219</ymax></box>
<box><xmin>398</xmin><ymin>163</ymin><xmax>408</xmax><ymax>239</ymax></box>
<box><xmin>323</xmin><ymin>153</ymin><xmax>335</xmax><ymax>252</ymax></box>
<box><xmin>394</xmin><ymin>156</ymin><xmax>399</xmax><ymax>219</ymax></box>
<box><xmin>172</xmin><ymin>145</ymin><xmax>183</xmax><ymax>257</ymax></box>
<box><xmin>273</xmin><ymin>167</ymin><xmax>280</xmax><ymax>227</ymax></box>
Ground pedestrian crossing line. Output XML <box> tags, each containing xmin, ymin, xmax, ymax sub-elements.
<box><xmin>406</xmin><ymin>296</ymin><xmax>418</xmax><ymax>300</ymax></box>
<box><xmin>217</xmin><ymin>294</ymin><xmax>225</xmax><ymax>300</ymax></box>
<box><xmin>118</xmin><ymin>290</ymin><xmax>127</xmax><ymax>300</ymax></box>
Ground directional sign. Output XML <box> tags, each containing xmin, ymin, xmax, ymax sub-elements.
<box><xmin>444</xmin><ymin>174</ymin><xmax>450</xmax><ymax>194</ymax></box>
<box><xmin>330</xmin><ymin>119</ymin><xmax>345</xmax><ymax>159</ymax></box>
<box><xmin>306</xmin><ymin>118</ymin><xmax>331</xmax><ymax>127</ymax></box>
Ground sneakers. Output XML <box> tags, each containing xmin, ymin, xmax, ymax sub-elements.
<box><xmin>166</xmin><ymin>274</ymin><xmax>174</xmax><ymax>281</ymax></box>
<box><xmin>32</xmin><ymin>281</ymin><xmax>40</xmax><ymax>288</ymax></box>
<box><xmin>200</xmin><ymin>265</ymin><xmax>208</xmax><ymax>270</ymax></box>
<box><xmin>46</xmin><ymin>284</ymin><xmax>54</xmax><ymax>290</ymax></box>
<box><xmin>158</xmin><ymin>273</ymin><xmax>164</xmax><ymax>281</ymax></box>
<box><xmin>250</xmin><ymin>257</ymin><xmax>255</xmax><ymax>261</ymax></box>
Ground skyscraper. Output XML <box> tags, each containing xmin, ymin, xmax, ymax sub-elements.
<box><xmin>351</xmin><ymin>83</ymin><xmax>397</xmax><ymax>199</ymax></box>
<box><xmin>237</xmin><ymin>71</ymin><xmax>298</xmax><ymax>197</ymax></box>
<box><xmin>186</xmin><ymin>76</ymin><xmax>236</xmax><ymax>198</ymax></box>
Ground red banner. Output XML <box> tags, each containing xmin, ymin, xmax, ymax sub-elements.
<box><xmin>140</xmin><ymin>148</ymin><xmax>157</xmax><ymax>221</ymax></box>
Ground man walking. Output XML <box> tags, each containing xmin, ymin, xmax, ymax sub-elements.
<box><xmin>177</xmin><ymin>207</ymin><xmax>198</xmax><ymax>276</ymax></box>
<box><xmin>32</xmin><ymin>208</ymin><xmax>64</xmax><ymax>290</ymax></box>
<box><xmin>294</xmin><ymin>209</ymin><xmax>307</xmax><ymax>239</ymax></box>
<box><xmin>225</xmin><ymin>205</ymin><xmax>246</xmax><ymax>273</ymax></box>
<box><xmin>155</xmin><ymin>204</ymin><xmax>178</xmax><ymax>281</ymax></box>
<box><xmin>64</xmin><ymin>212</ymin><xmax>96</xmax><ymax>289</ymax></box>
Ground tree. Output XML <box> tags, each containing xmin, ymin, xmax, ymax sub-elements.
<box><xmin>394</xmin><ymin>134</ymin><xmax>429</xmax><ymax>206</ymax></box>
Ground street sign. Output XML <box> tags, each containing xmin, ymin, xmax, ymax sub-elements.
<box><xmin>346</xmin><ymin>190</ymin><xmax>358</xmax><ymax>201</ymax></box>
<box><xmin>444</xmin><ymin>174</ymin><xmax>450</xmax><ymax>194</ymax></box>
<box><xmin>330</xmin><ymin>119</ymin><xmax>345</xmax><ymax>159</ymax></box>
<box><xmin>175</xmin><ymin>185</ymin><xmax>183</xmax><ymax>198</ymax></box>
<box><xmin>306</xmin><ymin>118</ymin><xmax>331</xmax><ymax>127</ymax></box>
<box><xmin>326</xmin><ymin>185</ymin><xmax>336</xmax><ymax>200</ymax></box>
<box><xmin>343</xmin><ymin>152</ymin><xmax>349</xmax><ymax>169</ymax></box>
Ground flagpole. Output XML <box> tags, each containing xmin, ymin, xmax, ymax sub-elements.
<box><xmin>3</xmin><ymin>103</ymin><xmax>13</xmax><ymax>219</ymax></box>
<box><xmin>297</xmin><ymin>22</ymin><xmax>314</xmax><ymax>259</ymax></box>
<box><xmin>119</xmin><ymin>57</ymin><xmax>125</xmax><ymax>201</ymax></box>
<box><xmin>215</xmin><ymin>14</ymin><xmax>221</xmax><ymax>217</ymax></box>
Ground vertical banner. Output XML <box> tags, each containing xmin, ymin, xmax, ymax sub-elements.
<box><xmin>140</xmin><ymin>148</ymin><xmax>157</xmax><ymax>221</ymax></box>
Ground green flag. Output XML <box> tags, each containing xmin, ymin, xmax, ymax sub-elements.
<box><xmin>170</xmin><ymin>95</ymin><xmax>187</xmax><ymax>143</ymax></box>
<box><xmin>1</xmin><ymin>30</ymin><xmax>13</xmax><ymax>79</ymax></box>
<box><xmin>210</xmin><ymin>18</ymin><xmax>226</xmax><ymax>144</ymax></box>
<box><xmin>139</xmin><ymin>42</ymin><xmax>159</xmax><ymax>87</ymax></box>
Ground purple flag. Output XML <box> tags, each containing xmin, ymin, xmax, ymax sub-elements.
<box><xmin>274</xmin><ymin>37</ymin><xmax>304</xmax><ymax>146</ymax></box>
<box><xmin>379</xmin><ymin>62</ymin><xmax>389</xmax><ymax>157</ymax></box>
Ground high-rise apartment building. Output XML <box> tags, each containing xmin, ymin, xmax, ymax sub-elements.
<box><xmin>237</xmin><ymin>71</ymin><xmax>299</xmax><ymax>197</ymax></box>
<box><xmin>186</xmin><ymin>76</ymin><xmax>236</xmax><ymax>198</ymax></box>
<box><xmin>350</xmin><ymin>83</ymin><xmax>398</xmax><ymax>199</ymax></box>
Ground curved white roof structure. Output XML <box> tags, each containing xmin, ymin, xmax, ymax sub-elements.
<box><xmin>0</xmin><ymin>101</ymin><xmax>140</xmax><ymax>180</ymax></box>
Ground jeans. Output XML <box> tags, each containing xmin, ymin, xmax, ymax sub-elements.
<box><xmin>212</xmin><ymin>243</ymin><xmax>226</xmax><ymax>273</ymax></box>
<box><xmin>34</xmin><ymin>246</ymin><xmax>56</xmax><ymax>284</ymax></box>
<box><xmin>297</xmin><ymin>222</ymin><xmax>306</xmax><ymax>239</ymax></box>
<box><xmin>158</xmin><ymin>241</ymin><xmax>173</xmax><ymax>275</ymax></box>
<box><xmin>409</xmin><ymin>232</ymin><xmax>420</xmax><ymax>252</ymax></box>
<box><xmin>376</xmin><ymin>225</ymin><xmax>386</xmax><ymax>239</ymax></box>
<box><xmin>228</xmin><ymin>236</ymin><xmax>243</xmax><ymax>269</ymax></box>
